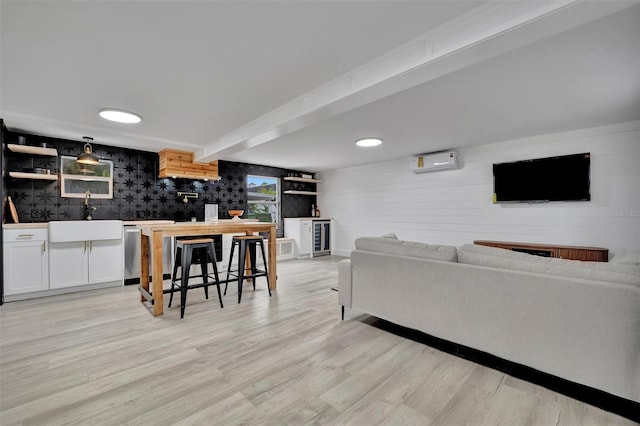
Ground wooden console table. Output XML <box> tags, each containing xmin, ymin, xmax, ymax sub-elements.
<box><xmin>474</xmin><ymin>240</ymin><xmax>608</xmax><ymax>262</ymax></box>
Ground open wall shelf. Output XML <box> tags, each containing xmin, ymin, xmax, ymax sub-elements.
<box><xmin>6</xmin><ymin>143</ymin><xmax>58</xmax><ymax>157</ymax></box>
<box><xmin>9</xmin><ymin>171</ymin><xmax>58</xmax><ymax>181</ymax></box>
<box><xmin>283</xmin><ymin>190</ymin><xmax>320</xmax><ymax>195</ymax></box>
<box><xmin>284</xmin><ymin>176</ymin><xmax>322</xmax><ymax>183</ymax></box>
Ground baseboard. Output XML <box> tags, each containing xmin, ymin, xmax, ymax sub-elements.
<box><xmin>331</xmin><ymin>248</ymin><xmax>352</xmax><ymax>257</ymax></box>
<box><xmin>4</xmin><ymin>281</ymin><xmax>123</xmax><ymax>302</ymax></box>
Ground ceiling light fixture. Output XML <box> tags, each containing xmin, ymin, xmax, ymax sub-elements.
<box><xmin>355</xmin><ymin>137</ymin><xmax>382</xmax><ymax>147</ymax></box>
<box><xmin>99</xmin><ymin>108</ymin><xmax>142</xmax><ymax>124</ymax></box>
<box><xmin>77</xmin><ymin>136</ymin><xmax>100</xmax><ymax>165</ymax></box>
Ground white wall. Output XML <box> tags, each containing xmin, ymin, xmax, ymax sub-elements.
<box><xmin>318</xmin><ymin>121</ymin><xmax>639</xmax><ymax>258</ymax></box>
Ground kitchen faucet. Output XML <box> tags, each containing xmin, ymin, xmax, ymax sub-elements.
<box><xmin>83</xmin><ymin>190</ymin><xmax>97</xmax><ymax>220</ymax></box>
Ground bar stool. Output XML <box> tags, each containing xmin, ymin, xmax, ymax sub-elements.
<box><xmin>225</xmin><ymin>235</ymin><xmax>271</xmax><ymax>303</ymax></box>
<box><xmin>168</xmin><ymin>238</ymin><xmax>223</xmax><ymax>318</ymax></box>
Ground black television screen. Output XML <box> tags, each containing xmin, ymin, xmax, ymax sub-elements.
<box><xmin>493</xmin><ymin>153</ymin><xmax>591</xmax><ymax>203</ymax></box>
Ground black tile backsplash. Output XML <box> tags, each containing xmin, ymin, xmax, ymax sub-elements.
<box><xmin>3</xmin><ymin>131</ymin><xmax>317</xmax><ymax>238</ymax></box>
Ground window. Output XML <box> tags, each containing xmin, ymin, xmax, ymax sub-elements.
<box><xmin>247</xmin><ymin>175</ymin><xmax>279</xmax><ymax>223</ymax></box>
<box><xmin>60</xmin><ymin>155</ymin><xmax>114</xmax><ymax>199</ymax></box>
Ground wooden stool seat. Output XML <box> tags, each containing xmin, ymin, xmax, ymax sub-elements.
<box><xmin>232</xmin><ymin>235</ymin><xmax>262</xmax><ymax>241</ymax></box>
<box><xmin>179</xmin><ymin>238</ymin><xmax>214</xmax><ymax>244</ymax></box>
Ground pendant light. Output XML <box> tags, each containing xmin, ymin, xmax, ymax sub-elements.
<box><xmin>77</xmin><ymin>136</ymin><xmax>100</xmax><ymax>165</ymax></box>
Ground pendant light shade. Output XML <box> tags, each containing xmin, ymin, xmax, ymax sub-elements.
<box><xmin>77</xmin><ymin>137</ymin><xmax>100</xmax><ymax>165</ymax></box>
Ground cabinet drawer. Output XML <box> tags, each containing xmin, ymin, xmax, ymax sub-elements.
<box><xmin>3</xmin><ymin>228</ymin><xmax>48</xmax><ymax>242</ymax></box>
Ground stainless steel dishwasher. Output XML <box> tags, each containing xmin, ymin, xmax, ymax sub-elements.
<box><xmin>124</xmin><ymin>226</ymin><xmax>174</xmax><ymax>285</ymax></box>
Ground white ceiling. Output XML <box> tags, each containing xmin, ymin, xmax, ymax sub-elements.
<box><xmin>1</xmin><ymin>1</ymin><xmax>639</xmax><ymax>173</ymax></box>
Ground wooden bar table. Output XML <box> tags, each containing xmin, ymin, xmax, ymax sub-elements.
<box><xmin>138</xmin><ymin>221</ymin><xmax>277</xmax><ymax>316</ymax></box>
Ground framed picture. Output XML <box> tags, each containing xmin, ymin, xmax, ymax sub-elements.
<box><xmin>60</xmin><ymin>155</ymin><xmax>114</xmax><ymax>199</ymax></box>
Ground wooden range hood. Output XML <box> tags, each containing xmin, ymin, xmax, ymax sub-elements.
<box><xmin>158</xmin><ymin>149</ymin><xmax>220</xmax><ymax>180</ymax></box>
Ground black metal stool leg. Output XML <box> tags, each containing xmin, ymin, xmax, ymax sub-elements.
<box><xmin>180</xmin><ymin>244</ymin><xmax>192</xmax><ymax>319</ymax></box>
<box><xmin>198</xmin><ymin>248</ymin><xmax>209</xmax><ymax>300</ymax></box>
<box><xmin>224</xmin><ymin>240</ymin><xmax>236</xmax><ymax>296</ymax></box>
<box><xmin>208</xmin><ymin>241</ymin><xmax>223</xmax><ymax>309</ymax></box>
<box><xmin>237</xmin><ymin>240</ymin><xmax>246</xmax><ymax>304</ymax></box>
<box><xmin>168</xmin><ymin>245</ymin><xmax>181</xmax><ymax>308</ymax></box>
<box><xmin>249</xmin><ymin>242</ymin><xmax>257</xmax><ymax>290</ymax></box>
<box><xmin>258</xmin><ymin>240</ymin><xmax>271</xmax><ymax>296</ymax></box>
<box><xmin>201</xmin><ymin>249</ymin><xmax>209</xmax><ymax>300</ymax></box>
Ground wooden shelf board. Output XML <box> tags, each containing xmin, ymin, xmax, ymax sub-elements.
<box><xmin>283</xmin><ymin>190</ymin><xmax>320</xmax><ymax>195</ymax></box>
<box><xmin>9</xmin><ymin>171</ymin><xmax>58</xmax><ymax>181</ymax></box>
<box><xmin>284</xmin><ymin>177</ymin><xmax>322</xmax><ymax>183</ymax></box>
<box><xmin>6</xmin><ymin>144</ymin><xmax>58</xmax><ymax>157</ymax></box>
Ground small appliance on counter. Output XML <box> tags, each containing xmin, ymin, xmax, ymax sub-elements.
<box><xmin>205</xmin><ymin>204</ymin><xmax>218</xmax><ymax>223</ymax></box>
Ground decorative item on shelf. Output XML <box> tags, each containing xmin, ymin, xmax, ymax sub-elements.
<box><xmin>301</xmin><ymin>173</ymin><xmax>313</xmax><ymax>179</ymax></box>
<box><xmin>76</xmin><ymin>136</ymin><xmax>100</xmax><ymax>165</ymax></box>
<box><xmin>228</xmin><ymin>209</ymin><xmax>244</xmax><ymax>221</ymax></box>
<box><xmin>22</xmin><ymin>167</ymin><xmax>51</xmax><ymax>175</ymax></box>
<box><xmin>315</xmin><ymin>205</ymin><xmax>321</xmax><ymax>217</ymax></box>
<box><xmin>311</xmin><ymin>204</ymin><xmax>315</xmax><ymax>217</ymax></box>
<box><xmin>6</xmin><ymin>196</ymin><xmax>19</xmax><ymax>223</ymax></box>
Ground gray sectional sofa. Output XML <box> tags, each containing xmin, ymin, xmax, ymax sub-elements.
<box><xmin>338</xmin><ymin>236</ymin><xmax>640</xmax><ymax>403</ymax></box>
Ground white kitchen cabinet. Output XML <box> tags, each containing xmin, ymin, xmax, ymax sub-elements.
<box><xmin>88</xmin><ymin>240</ymin><xmax>125</xmax><ymax>284</ymax></box>
<box><xmin>284</xmin><ymin>218</ymin><xmax>313</xmax><ymax>258</ymax></box>
<box><xmin>48</xmin><ymin>221</ymin><xmax>124</xmax><ymax>289</ymax></box>
<box><xmin>49</xmin><ymin>241</ymin><xmax>88</xmax><ymax>288</ymax></box>
<box><xmin>3</xmin><ymin>228</ymin><xmax>49</xmax><ymax>295</ymax></box>
<box><xmin>49</xmin><ymin>239</ymin><xmax>123</xmax><ymax>288</ymax></box>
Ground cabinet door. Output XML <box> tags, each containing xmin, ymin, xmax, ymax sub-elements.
<box><xmin>88</xmin><ymin>239</ymin><xmax>124</xmax><ymax>284</ymax></box>
<box><xmin>49</xmin><ymin>241</ymin><xmax>89</xmax><ymax>289</ymax></box>
<box><xmin>3</xmin><ymin>241</ymin><xmax>49</xmax><ymax>295</ymax></box>
<box><xmin>298</xmin><ymin>220</ymin><xmax>312</xmax><ymax>257</ymax></box>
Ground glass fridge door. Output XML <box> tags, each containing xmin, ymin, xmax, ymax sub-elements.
<box><xmin>313</xmin><ymin>221</ymin><xmax>331</xmax><ymax>255</ymax></box>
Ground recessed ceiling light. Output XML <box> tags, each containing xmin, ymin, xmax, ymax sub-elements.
<box><xmin>99</xmin><ymin>108</ymin><xmax>142</xmax><ymax>124</ymax></box>
<box><xmin>355</xmin><ymin>137</ymin><xmax>382</xmax><ymax>147</ymax></box>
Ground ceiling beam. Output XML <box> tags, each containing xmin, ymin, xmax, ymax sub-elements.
<box><xmin>197</xmin><ymin>0</ymin><xmax>635</xmax><ymax>163</ymax></box>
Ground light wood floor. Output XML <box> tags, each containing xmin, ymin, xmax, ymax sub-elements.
<box><xmin>0</xmin><ymin>256</ymin><xmax>636</xmax><ymax>425</ymax></box>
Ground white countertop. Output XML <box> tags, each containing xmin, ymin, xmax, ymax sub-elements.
<box><xmin>2</xmin><ymin>219</ymin><xmax>281</xmax><ymax>230</ymax></box>
<box><xmin>123</xmin><ymin>220</ymin><xmax>175</xmax><ymax>226</ymax></box>
<box><xmin>2</xmin><ymin>223</ymin><xmax>48</xmax><ymax>229</ymax></box>
<box><xmin>3</xmin><ymin>220</ymin><xmax>176</xmax><ymax>230</ymax></box>
<box><xmin>284</xmin><ymin>217</ymin><xmax>332</xmax><ymax>220</ymax></box>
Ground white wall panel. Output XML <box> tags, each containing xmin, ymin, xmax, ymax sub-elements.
<box><xmin>319</xmin><ymin>122</ymin><xmax>639</xmax><ymax>257</ymax></box>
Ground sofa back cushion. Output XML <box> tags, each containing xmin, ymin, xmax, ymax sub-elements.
<box><xmin>355</xmin><ymin>237</ymin><xmax>457</xmax><ymax>262</ymax></box>
<box><xmin>458</xmin><ymin>244</ymin><xmax>640</xmax><ymax>286</ymax></box>
<box><xmin>611</xmin><ymin>251</ymin><xmax>640</xmax><ymax>266</ymax></box>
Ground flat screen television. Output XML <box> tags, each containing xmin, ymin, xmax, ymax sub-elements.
<box><xmin>493</xmin><ymin>153</ymin><xmax>590</xmax><ymax>203</ymax></box>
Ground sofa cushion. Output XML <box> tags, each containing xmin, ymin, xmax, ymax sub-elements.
<box><xmin>457</xmin><ymin>244</ymin><xmax>640</xmax><ymax>286</ymax></box>
<box><xmin>355</xmin><ymin>237</ymin><xmax>457</xmax><ymax>262</ymax></box>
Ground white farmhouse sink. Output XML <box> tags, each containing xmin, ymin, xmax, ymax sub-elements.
<box><xmin>48</xmin><ymin>220</ymin><xmax>123</xmax><ymax>243</ymax></box>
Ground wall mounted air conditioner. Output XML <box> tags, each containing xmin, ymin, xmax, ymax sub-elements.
<box><xmin>412</xmin><ymin>151</ymin><xmax>459</xmax><ymax>173</ymax></box>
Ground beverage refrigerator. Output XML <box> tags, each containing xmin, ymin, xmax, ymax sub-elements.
<box><xmin>312</xmin><ymin>220</ymin><xmax>331</xmax><ymax>257</ymax></box>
